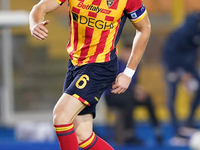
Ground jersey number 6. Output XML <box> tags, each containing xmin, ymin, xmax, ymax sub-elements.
<box><xmin>76</xmin><ymin>75</ymin><xmax>89</xmax><ymax>89</ymax></box>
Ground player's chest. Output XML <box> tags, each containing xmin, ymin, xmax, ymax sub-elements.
<box><xmin>68</xmin><ymin>0</ymin><xmax>127</xmax><ymax>20</ymax></box>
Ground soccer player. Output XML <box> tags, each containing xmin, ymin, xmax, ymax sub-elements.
<box><xmin>29</xmin><ymin>0</ymin><xmax>151</xmax><ymax>149</ymax></box>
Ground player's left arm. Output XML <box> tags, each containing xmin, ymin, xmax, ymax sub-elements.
<box><xmin>127</xmin><ymin>13</ymin><xmax>151</xmax><ymax>70</ymax></box>
<box><xmin>111</xmin><ymin>13</ymin><xmax>151</xmax><ymax>94</ymax></box>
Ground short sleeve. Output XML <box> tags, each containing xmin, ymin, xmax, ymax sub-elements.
<box><xmin>55</xmin><ymin>0</ymin><xmax>66</xmax><ymax>5</ymax></box>
<box><xmin>126</xmin><ymin>4</ymin><xmax>147</xmax><ymax>23</ymax></box>
<box><xmin>125</xmin><ymin>0</ymin><xmax>142</xmax><ymax>13</ymax></box>
<box><xmin>125</xmin><ymin>0</ymin><xmax>147</xmax><ymax>23</ymax></box>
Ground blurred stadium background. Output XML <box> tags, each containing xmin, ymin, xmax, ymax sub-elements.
<box><xmin>0</xmin><ymin>0</ymin><xmax>200</xmax><ymax>150</ymax></box>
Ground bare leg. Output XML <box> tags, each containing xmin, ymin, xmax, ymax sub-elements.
<box><xmin>53</xmin><ymin>93</ymin><xmax>86</xmax><ymax>150</ymax></box>
<box><xmin>53</xmin><ymin>93</ymin><xmax>86</xmax><ymax>125</ymax></box>
<box><xmin>73</xmin><ymin>114</ymin><xmax>93</xmax><ymax>143</ymax></box>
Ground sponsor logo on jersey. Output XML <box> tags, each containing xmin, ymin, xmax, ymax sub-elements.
<box><xmin>72</xmin><ymin>12</ymin><xmax>114</xmax><ymax>30</ymax></box>
<box><xmin>77</xmin><ymin>2</ymin><xmax>111</xmax><ymax>14</ymax></box>
<box><xmin>107</xmin><ymin>0</ymin><xmax>114</xmax><ymax>7</ymax></box>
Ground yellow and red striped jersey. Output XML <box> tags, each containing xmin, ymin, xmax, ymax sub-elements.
<box><xmin>56</xmin><ymin>0</ymin><xmax>147</xmax><ymax>66</ymax></box>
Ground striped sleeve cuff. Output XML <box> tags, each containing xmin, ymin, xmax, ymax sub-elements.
<box><xmin>55</xmin><ymin>0</ymin><xmax>65</xmax><ymax>5</ymax></box>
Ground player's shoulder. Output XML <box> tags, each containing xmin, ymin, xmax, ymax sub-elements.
<box><xmin>125</xmin><ymin>0</ymin><xmax>143</xmax><ymax>12</ymax></box>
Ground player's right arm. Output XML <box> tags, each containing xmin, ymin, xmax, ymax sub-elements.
<box><xmin>29</xmin><ymin>0</ymin><xmax>61</xmax><ymax>40</ymax></box>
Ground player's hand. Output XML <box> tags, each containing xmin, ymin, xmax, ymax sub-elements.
<box><xmin>111</xmin><ymin>73</ymin><xmax>132</xmax><ymax>94</ymax></box>
<box><xmin>30</xmin><ymin>20</ymin><xmax>49</xmax><ymax>40</ymax></box>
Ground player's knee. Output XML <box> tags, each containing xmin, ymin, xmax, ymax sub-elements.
<box><xmin>53</xmin><ymin>112</ymin><xmax>60</xmax><ymax>124</ymax></box>
<box><xmin>52</xmin><ymin>106</ymin><xmax>71</xmax><ymax>124</ymax></box>
<box><xmin>53</xmin><ymin>108</ymin><xmax>61</xmax><ymax>124</ymax></box>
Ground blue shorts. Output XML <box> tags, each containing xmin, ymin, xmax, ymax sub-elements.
<box><xmin>63</xmin><ymin>58</ymin><xmax>118</xmax><ymax>118</ymax></box>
